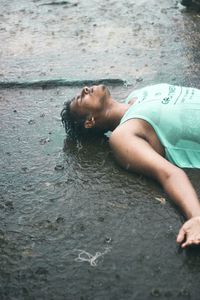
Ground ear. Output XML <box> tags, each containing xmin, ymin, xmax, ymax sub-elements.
<box><xmin>84</xmin><ymin>116</ymin><xmax>95</xmax><ymax>129</ymax></box>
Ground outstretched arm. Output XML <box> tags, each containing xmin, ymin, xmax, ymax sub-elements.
<box><xmin>110</xmin><ymin>129</ymin><xmax>200</xmax><ymax>248</ymax></box>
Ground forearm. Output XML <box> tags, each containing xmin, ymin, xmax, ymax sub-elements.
<box><xmin>161</xmin><ymin>168</ymin><xmax>200</xmax><ymax>219</ymax></box>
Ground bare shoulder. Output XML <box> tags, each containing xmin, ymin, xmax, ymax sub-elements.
<box><xmin>110</xmin><ymin>120</ymin><xmax>140</xmax><ymax>143</ymax></box>
<box><xmin>109</xmin><ymin>120</ymin><xmax>177</xmax><ymax>182</ymax></box>
<box><xmin>109</xmin><ymin>123</ymin><xmax>132</xmax><ymax>152</ymax></box>
<box><xmin>110</xmin><ymin>119</ymin><xmax>165</xmax><ymax>157</ymax></box>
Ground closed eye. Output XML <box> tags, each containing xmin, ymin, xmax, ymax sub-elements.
<box><xmin>76</xmin><ymin>92</ymin><xmax>87</xmax><ymax>104</ymax></box>
<box><xmin>76</xmin><ymin>95</ymin><xmax>81</xmax><ymax>103</ymax></box>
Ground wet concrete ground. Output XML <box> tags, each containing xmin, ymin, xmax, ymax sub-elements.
<box><xmin>1</xmin><ymin>0</ymin><xmax>200</xmax><ymax>299</ymax></box>
<box><xmin>1</xmin><ymin>0</ymin><xmax>200</xmax><ymax>85</ymax></box>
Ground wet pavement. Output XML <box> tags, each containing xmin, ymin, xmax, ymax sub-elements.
<box><xmin>0</xmin><ymin>0</ymin><xmax>200</xmax><ymax>299</ymax></box>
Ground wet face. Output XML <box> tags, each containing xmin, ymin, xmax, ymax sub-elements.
<box><xmin>70</xmin><ymin>85</ymin><xmax>110</xmax><ymax>120</ymax></box>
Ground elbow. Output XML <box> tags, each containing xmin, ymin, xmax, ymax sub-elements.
<box><xmin>158</xmin><ymin>166</ymin><xmax>186</xmax><ymax>186</ymax></box>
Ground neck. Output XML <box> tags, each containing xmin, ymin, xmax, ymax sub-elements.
<box><xmin>98</xmin><ymin>98</ymin><xmax>130</xmax><ymax>131</ymax></box>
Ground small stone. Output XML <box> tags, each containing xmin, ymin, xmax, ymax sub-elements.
<box><xmin>54</xmin><ymin>164</ymin><xmax>64</xmax><ymax>171</ymax></box>
<box><xmin>98</xmin><ymin>216</ymin><xmax>104</xmax><ymax>222</ymax></box>
<box><xmin>155</xmin><ymin>197</ymin><xmax>166</xmax><ymax>205</ymax></box>
<box><xmin>56</xmin><ymin>217</ymin><xmax>65</xmax><ymax>224</ymax></box>
<box><xmin>104</xmin><ymin>236</ymin><xmax>112</xmax><ymax>244</ymax></box>
<box><xmin>5</xmin><ymin>201</ymin><xmax>14</xmax><ymax>210</ymax></box>
<box><xmin>39</xmin><ymin>138</ymin><xmax>50</xmax><ymax>145</ymax></box>
<box><xmin>151</xmin><ymin>288</ymin><xmax>161</xmax><ymax>297</ymax></box>
<box><xmin>28</xmin><ymin>119</ymin><xmax>35</xmax><ymax>125</ymax></box>
<box><xmin>136</xmin><ymin>77</ymin><xmax>143</xmax><ymax>82</ymax></box>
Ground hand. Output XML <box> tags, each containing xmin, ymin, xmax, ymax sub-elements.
<box><xmin>177</xmin><ymin>216</ymin><xmax>200</xmax><ymax>248</ymax></box>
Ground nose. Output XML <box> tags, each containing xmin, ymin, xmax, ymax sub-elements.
<box><xmin>83</xmin><ymin>86</ymin><xmax>90</xmax><ymax>95</ymax></box>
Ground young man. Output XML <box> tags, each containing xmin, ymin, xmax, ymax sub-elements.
<box><xmin>61</xmin><ymin>83</ymin><xmax>200</xmax><ymax>248</ymax></box>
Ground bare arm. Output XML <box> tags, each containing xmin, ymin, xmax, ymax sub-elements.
<box><xmin>110</xmin><ymin>128</ymin><xmax>200</xmax><ymax>248</ymax></box>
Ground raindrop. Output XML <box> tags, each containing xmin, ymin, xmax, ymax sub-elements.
<box><xmin>104</xmin><ymin>236</ymin><xmax>112</xmax><ymax>244</ymax></box>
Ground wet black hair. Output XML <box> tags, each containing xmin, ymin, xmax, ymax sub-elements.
<box><xmin>60</xmin><ymin>98</ymin><xmax>106</xmax><ymax>139</ymax></box>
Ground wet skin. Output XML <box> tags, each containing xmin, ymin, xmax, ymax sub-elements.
<box><xmin>70</xmin><ymin>85</ymin><xmax>109</xmax><ymax>120</ymax></box>
<box><xmin>70</xmin><ymin>85</ymin><xmax>200</xmax><ymax>249</ymax></box>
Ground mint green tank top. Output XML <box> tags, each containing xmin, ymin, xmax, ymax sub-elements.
<box><xmin>120</xmin><ymin>83</ymin><xmax>200</xmax><ymax>168</ymax></box>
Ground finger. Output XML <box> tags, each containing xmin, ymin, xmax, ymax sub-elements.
<box><xmin>176</xmin><ymin>227</ymin><xmax>186</xmax><ymax>244</ymax></box>
<box><xmin>181</xmin><ymin>239</ymin><xmax>194</xmax><ymax>248</ymax></box>
<box><xmin>181</xmin><ymin>241</ymin><xmax>189</xmax><ymax>248</ymax></box>
<box><xmin>193</xmin><ymin>239</ymin><xmax>200</xmax><ymax>245</ymax></box>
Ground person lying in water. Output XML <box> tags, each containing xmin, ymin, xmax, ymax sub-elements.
<box><xmin>61</xmin><ymin>83</ymin><xmax>200</xmax><ymax>249</ymax></box>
